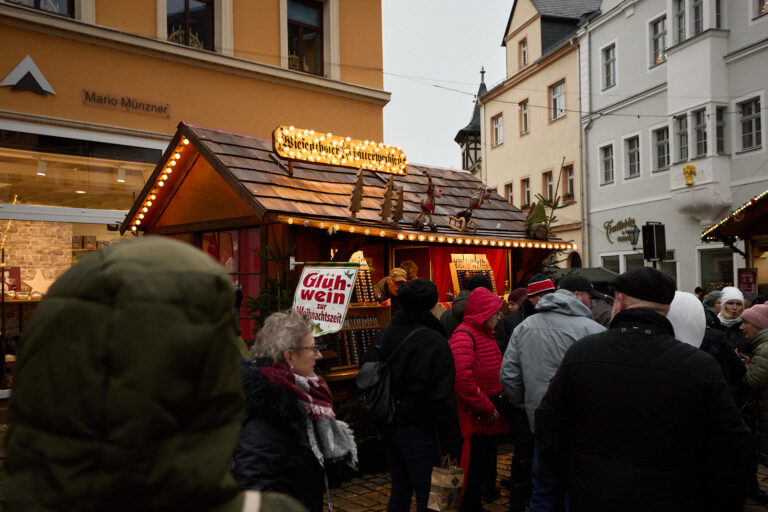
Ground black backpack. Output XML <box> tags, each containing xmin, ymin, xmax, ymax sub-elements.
<box><xmin>355</xmin><ymin>327</ymin><xmax>427</xmax><ymax>426</ymax></box>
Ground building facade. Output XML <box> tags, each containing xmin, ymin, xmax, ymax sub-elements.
<box><xmin>479</xmin><ymin>0</ymin><xmax>601</xmax><ymax>269</ymax></box>
<box><xmin>0</xmin><ymin>0</ymin><xmax>387</xmax><ymax>303</ymax></box>
<box><xmin>579</xmin><ymin>0</ymin><xmax>768</xmax><ymax>292</ymax></box>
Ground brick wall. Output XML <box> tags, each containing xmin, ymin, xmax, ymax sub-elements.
<box><xmin>0</xmin><ymin>220</ymin><xmax>72</xmax><ymax>285</ymax></box>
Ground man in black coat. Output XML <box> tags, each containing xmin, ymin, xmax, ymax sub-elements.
<box><xmin>535</xmin><ymin>267</ymin><xmax>753</xmax><ymax>512</ymax></box>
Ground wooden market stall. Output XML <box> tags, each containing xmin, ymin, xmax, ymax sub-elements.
<box><xmin>120</xmin><ymin>122</ymin><xmax>574</xmax><ymax>380</ymax></box>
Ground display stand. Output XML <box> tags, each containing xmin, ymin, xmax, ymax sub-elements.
<box><xmin>449</xmin><ymin>253</ymin><xmax>498</xmax><ymax>295</ymax></box>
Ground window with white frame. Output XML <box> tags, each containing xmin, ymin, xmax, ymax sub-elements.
<box><xmin>550</xmin><ymin>80</ymin><xmax>566</xmax><ymax>120</ymax></box>
<box><xmin>288</xmin><ymin>0</ymin><xmax>324</xmax><ymax>75</ymax></box>
<box><xmin>676</xmin><ymin>115</ymin><xmax>689</xmax><ymax>161</ymax></box>
<box><xmin>492</xmin><ymin>114</ymin><xmax>504</xmax><ymax>147</ymax></box>
<box><xmin>654</xmin><ymin>127</ymin><xmax>670</xmax><ymax>170</ymax></box>
<box><xmin>563</xmin><ymin>165</ymin><xmax>574</xmax><ymax>199</ymax></box>
<box><xmin>520</xmin><ymin>100</ymin><xmax>530</xmax><ymax>134</ymax></box>
<box><xmin>693</xmin><ymin>0</ymin><xmax>703</xmax><ymax>34</ymax></box>
<box><xmin>519</xmin><ymin>39</ymin><xmax>528</xmax><ymax>68</ymax></box>
<box><xmin>543</xmin><ymin>171</ymin><xmax>553</xmax><ymax>200</ymax></box>
<box><xmin>602</xmin><ymin>44</ymin><xmax>616</xmax><ymax>88</ymax></box>
<box><xmin>167</xmin><ymin>0</ymin><xmax>214</xmax><ymax>51</ymax></box>
<box><xmin>741</xmin><ymin>98</ymin><xmax>762</xmax><ymax>150</ymax></box>
<box><xmin>694</xmin><ymin>109</ymin><xmax>707</xmax><ymax>156</ymax></box>
<box><xmin>675</xmin><ymin>0</ymin><xmax>686</xmax><ymax>43</ymax></box>
<box><xmin>716</xmin><ymin>0</ymin><xmax>723</xmax><ymax>27</ymax></box>
<box><xmin>521</xmin><ymin>178</ymin><xmax>530</xmax><ymax>206</ymax></box>
<box><xmin>716</xmin><ymin>106</ymin><xmax>726</xmax><ymax>153</ymax></box>
<box><xmin>651</xmin><ymin>17</ymin><xmax>667</xmax><ymax>65</ymax></box>
<box><xmin>505</xmin><ymin>184</ymin><xmax>514</xmax><ymax>204</ymax></box>
<box><xmin>601</xmin><ymin>145</ymin><xmax>614</xmax><ymax>184</ymax></box>
<box><xmin>626</xmin><ymin>136</ymin><xmax>640</xmax><ymax>178</ymax></box>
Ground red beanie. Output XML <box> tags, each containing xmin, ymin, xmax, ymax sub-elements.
<box><xmin>527</xmin><ymin>273</ymin><xmax>555</xmax><ymax>297</ymax></box>
<box><xmin>742</xmin><ymin>304</ymin><xmax>768</xmax><ymax>330</ymax></box>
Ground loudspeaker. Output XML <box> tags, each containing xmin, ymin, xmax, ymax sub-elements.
<box><xmin>642</xmin><ymin>223</ymin><xmax>666</xmax><ymax>261</ymax></box>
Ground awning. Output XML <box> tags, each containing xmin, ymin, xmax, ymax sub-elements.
<box><xmin>701</xmin><ymin>189</ymin><xmax>768</xmax><ymax>242</ymax></box>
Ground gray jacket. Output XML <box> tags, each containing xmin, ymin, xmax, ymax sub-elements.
<box><xmin>500</xmin><ymin>289</ymin><xmax>606</xmax><ymax>431</ymax></box>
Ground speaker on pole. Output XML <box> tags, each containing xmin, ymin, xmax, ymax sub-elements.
<box><xmin>642</xmin><ymin>222</ymin><xmax>666</xmax><ymax>261</ymax></box>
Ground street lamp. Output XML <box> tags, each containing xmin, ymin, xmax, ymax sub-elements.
<box><xmin>626</xmin><ymin>224</ymin><xmax>641</xmax><ymax>251</ymax></box>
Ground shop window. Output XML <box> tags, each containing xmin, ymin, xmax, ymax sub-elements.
<box><xmin>651</xmin><ymin>16</ymin><xmax>667</xmax><ymax>65</ymax></box>
<box><xmin>660</xmin><ymin>250</ymin><xmax>677</xmax><ymax>283</ymax></box>
<box><xmin>492</xmin><ymin>114</ymin><xmax>504</xmax><ymax>147</ymax></box>
<box><xmin>600</xmin><ymin>144</ymin><xmax>614</xmax><ymax>184</ymax></box>
<box><xmin>167</xmin><ymin>0</ymin><xmax>214</xmax><ymax>51</ymax></box>
<box><xmin>676</xmin><ymin>115</ymin><xmax>689</xmax><ymax>161</ymax></box>
<box><xmin>675</xmin><ymin>0</ymin><xmax>686</xmax><ymax>43</ymax></box>
<box><xmin>602</xmin><ymin>44</ymin><xmax>615</xmax><ymax>89</ymax></box>
<box><xmin>550</xmin><ymin>80</ymin><xmax>566</xmax><ymax>120</ymax></box>
<box><xmin>694</xmin><ymin>109</ymin><xmax>707</xmax><ymax>156</ymax></box>
<box><xmin>654</xmin><ymin>127</ymin><xmax>670</xmax><ymax>170</ymax></box>
<box><xmin>520</xmin><ymin>100</ymin><xmax>530</xmax><ymax>134</ymax></box>
<box><xmin>700</xmin><ymin>247</ymin><xmax>733</xmax><ymax>290</ymax></box>
<box><xmin>601</xmin><ymin>255</ymin><xmax>620</xmax><ymax>274</ymax></box>
<box><xmin>288</xmin><ymin>0</ymin><xmax>324</xmax><ymax>76</ymax></box>
<box><xmin>624</xmin><ymin>253</ymin><xmax>645</xmax><ymax>271</ymax></box>
<box><xmin>7</xmin><ymin>0</ymin><xmax>73</xmax><ymax>17</ymax></box>
<box><xmin>625</xmin><ymin>136</ymin><xmax>640</xmax><ymax>178</ymax></box>
<box><xmin>740</xmin><ymin>98</ymin><xmax>762</xmax><ymax>151</ymax></box>
<box><xmin>519</xmin><ymin>39</ymin><xmax>528</xmax><ymax>68</ymax></box>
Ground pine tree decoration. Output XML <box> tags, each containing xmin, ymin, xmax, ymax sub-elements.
<box><xmin>349</xmin><ymin>169</ymin><xmax>364</xmax><ymax>219</ymax></box>
<box><xmin>392</xmin><ymin>186</ymin><xmax>404</xmax><ymax>225</ymax></box>
<box><xmin>380</xmin><ymin>175</ymin><xmax>394</xmax><ymax>223</ymax></box>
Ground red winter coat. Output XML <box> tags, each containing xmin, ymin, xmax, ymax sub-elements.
<box><xmin>449</xmin><ymin>287</ymin><xmax>509</xmax><ymax>472</ymax></box>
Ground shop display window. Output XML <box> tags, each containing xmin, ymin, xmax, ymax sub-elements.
<box><xmin>601</xmin><ymin>255</ymin><xmax>620</xmax><ymax>274</ymax></box>
<box><xmin>700</xmin><ymin>247</ymin><xmax>733</xmax><ymax>290</ymax></box>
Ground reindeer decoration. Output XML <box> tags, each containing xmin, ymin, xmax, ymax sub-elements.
<box><xmin>412</xmin><ymin>170</ymin><xmax>442</xmax><ymax>232</ymax></box>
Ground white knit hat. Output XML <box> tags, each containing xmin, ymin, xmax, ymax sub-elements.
<box><xmin>667</xmin><ymin>291</ymin><xmax>705</xmax><ymax>348</ymax></box>
<box><xmin>720</xmin><ymin>286</ymin><xmax>744</xmax><ymax>305</ymax></box>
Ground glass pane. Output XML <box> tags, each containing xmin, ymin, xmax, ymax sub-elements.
<box><xmin>602</xmin><ymin>255</ymin><xmax>620</xmax><ymax>274</ymax></box>
<box><xmin>167</xmin><ymin>0</ymin><xmax>186</xmax><ymax>44</ymax></box>
<box><xmin>625</xmin><ymin>253</ymin><xmax>644</xmax><ymax>271</ymax></box>
<box><xmin>41</xmin><ymin>0</ymin><xmax>70</xmax><ymax>15</ymax></box>
<box><xmin>189</xmin><ymin>0</ymin><xmax>213</xmax><ymax>50</ymax></box>
<box><xmin>8</xmin><ymin>0</ymin><xmax>35</xmax><ymax>7</ymax></box>
<box><xmin>301</xmin><ymin>27</ymin><xmax>323</xmax><ymax>74</ymax></box>
<box><xmin>288</xmin><ymin>0</ymin><xmax>320</xmax><ymax>26</ymax></box>
<box><xmin>700</xmin><ymin>248</ymin><xmax>733</xmax><ymax>290</ymax></box>
<box><xmin>288</xmin><ymin>23</ymin><xmax>302</xmax><ymax>71</ymax></box>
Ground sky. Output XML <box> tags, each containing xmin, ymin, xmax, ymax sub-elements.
<box><xmin>381</xmin><ymin>0</ymin><xmax>515</xmax><ymax>169</ymax></box>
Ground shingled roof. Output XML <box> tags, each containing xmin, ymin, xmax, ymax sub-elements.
<box><xmin>122</xmin><ymin>122</ymin><xmax>571</xmax><ymax>249</ymax></box>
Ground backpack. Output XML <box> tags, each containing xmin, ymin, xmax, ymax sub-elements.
<box><xmin>355</xmin><ymin>327</ymin><xmax>427</xmax><ymax>426</ymax></box>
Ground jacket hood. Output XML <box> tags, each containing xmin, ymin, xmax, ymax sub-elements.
<box><xmin>464</xmin><ymin>287</ymin><xmax>503</xmax><ymax>329</ymax></box>
<box><xmin>667</xmin><ymin>291</ymin><xmax>705</xmax><ymax>348</ymax></box>
<box><xmin>6</xmin><ymin>236</ymin><xmax>244</xmax><ymax>511</ymax></box>
<box><xmin>450</xmin><ymin>289</ymin><xmax>471</xmax><ymax>321</ymax></box>
<box><xmin>535</xmin><ymin>289</ymin><xmax>594</xmax><ymax>318</ymax></box>
<box><xmin>747</xmin><ymin>327</ymin><xmax>768</xmax><ymax>349</ymax></box>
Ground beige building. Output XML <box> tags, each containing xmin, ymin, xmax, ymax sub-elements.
<box><xmin>479</xmin><ymin>0</ymin><xmax>601</xmax><ymax>268</ymax></box>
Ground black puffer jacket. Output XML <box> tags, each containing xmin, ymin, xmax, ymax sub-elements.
<box><xmin>233</xmin><ymin>359</ymin><xmax>324</xmax><ymax>512</ymax></box>
<box><xmin>372</xmin><ymin>308</ymin><xmax>462</xmax><ymax>458</ymax></box>
<box><xmin>712</xmin><ymin>317</ymin><xmax>747</xmax><ymax>353</ymax></box>
<box><xmin>535</xmin><ymin>308</ymin><xmax>753</xmax><ymax>512</ymax></box>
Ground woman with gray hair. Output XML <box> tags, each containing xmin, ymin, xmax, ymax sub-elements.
<box><xmin>233</xmin><ymin>310</ymin><xmax>357</xmax><ymax>512</ymax></box>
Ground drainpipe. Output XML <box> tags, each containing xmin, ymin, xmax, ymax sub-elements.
<box><xmin>570</xmin><ymin>34</ymin><xmax>591</xmax><ymax>267</ymax></box>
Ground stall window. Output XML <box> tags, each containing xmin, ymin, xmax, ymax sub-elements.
<box><xmin>288</xmin><ymin>0</ymin><xmax>324</xmax><ymax>76</ymax></box>
<box><xmin>167</xmin><ymin>0</ymin><xmax>214</xmax><ymax>51</ymax></box>
<box><xmin>700</xmin><ymin>247</ymin><xmax>733</xmax><ymax>290</ymax></box>
<box><xmin>7</xmin><ymin>0</ymin><xmax>73</xmax><ymax>17</ymax></box>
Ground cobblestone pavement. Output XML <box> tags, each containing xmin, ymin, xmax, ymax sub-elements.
<box><xmin>330</xmin><ymin>443</ymin><xmax>768</xmax><ymax>512</ymax></box>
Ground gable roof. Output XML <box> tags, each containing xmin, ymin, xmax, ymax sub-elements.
<box><xmin>122</xmin><ymin>123</ymin><xmax>572</xmax><ymax>249</ymax></box>
<box><xmin>503</xmin><ymin>0</ymin><xmax>601</xmax><ymax>45</ymax></box>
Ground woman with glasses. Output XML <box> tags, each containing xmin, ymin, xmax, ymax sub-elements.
<box><xmin>233</xmin><ymin>310</ymin><xmax>357</xmax><ymax>512</ymax></box>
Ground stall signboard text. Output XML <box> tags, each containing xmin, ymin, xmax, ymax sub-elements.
<box><xmin>273</xmin><ymin>125</ymin><xmax>407</xmax><ymax>174</ymax></box>
<box><xmin>293</xmin><ymin>265</ymin><xmax>360</xmax><ymax>336</ymax></box>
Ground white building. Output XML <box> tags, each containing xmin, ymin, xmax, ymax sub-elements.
<box><xmin>578</xmin><ymin>0</ymin><xmax>768</xmax><ymax>292</ymax></box>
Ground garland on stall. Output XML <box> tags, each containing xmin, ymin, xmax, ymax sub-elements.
<box><xmin>701</xmin><ymin>189</ymin><xmax>768</xmax><ymax>241</ymax></box>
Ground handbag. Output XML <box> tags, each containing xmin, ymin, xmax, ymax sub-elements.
<box><xmin>427</xmin><ymin>456</ymin><xmax>465</xmax><ymax>512</ymax></box>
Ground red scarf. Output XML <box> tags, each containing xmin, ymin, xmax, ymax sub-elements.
<box><xmin>261</xmin><ymin>363</ymin><xmax>335</xmax><ymax>420</ymax></box>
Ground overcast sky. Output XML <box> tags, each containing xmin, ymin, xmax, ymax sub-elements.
<box><xmin>381</xmin><ymin>0</ymin><xmax>515</xmax><ymax>169</ymax></box>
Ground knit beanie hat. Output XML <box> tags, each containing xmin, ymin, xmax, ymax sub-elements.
<box><xmin>399</xmin><ymin>278</ymin><xmax>438</xmax><ymax>310</ymax></box>
<box><xmin>468</xmin><ymin>274</ymin><xmax>493</xmax><ymax>292</ymax></box>
<box><xmin>667</xmin><ymin>291</ymin><xmax>705</xmax><ymax>348</ymax></box>
<box><xmin>742</xmin><ymin>304</ymin><xmax>768</xmax><ymax>330</ymax></box>
<box><xmin>720</xmin><ymin>286</ymin><xmax>744</xmax><ymax>305</ymax></box>
<box><xmin>703</xmin><ymin>291</ymin><xmax>721</xmax><ymax>308</ymax></box>
<box><xmin>508</xmin><ymin>287</ymin><xmax>528</xmax><ymax>303</ymax></box>
<box><xmin>527</xmin><ymin>273</ymin><xmax>555</xmax><ymax>297</ymax></box>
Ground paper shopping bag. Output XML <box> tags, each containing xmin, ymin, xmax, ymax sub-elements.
<box><xmin>426</xmin><ymin>459</ymin><xmax>464</xmax><ymax>512</ymax></box>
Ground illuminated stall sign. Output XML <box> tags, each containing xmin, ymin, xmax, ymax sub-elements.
<box><xmin>273</xmin><ymin>125</ymin><xmax>407</xmax><ymax>174</ymax></box>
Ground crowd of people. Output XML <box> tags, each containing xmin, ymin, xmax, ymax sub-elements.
<box><xmin>4</xmin><ymin>235</ymin><xmax>768</xmax><ymax>512</ymax></box>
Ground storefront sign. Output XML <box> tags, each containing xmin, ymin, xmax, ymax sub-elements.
<box><xmin>604</xmin><ymin>217</ymin><xmax>636</xmax><ymax>244</ymax></box>
<box><xmin>82</xmin><ymin>89</ymin><xmax>170</xmax><ymax>117</ymax></box>
<box><xmin>273</xmin><ymin>125</ymin><xmax>407</xmax><ymax>174</ymax></box>
<box><xmin>738</xmin><ymin>268</ymin><xmax>758</xmax><ymax>294</ymax></box>
<box><xmin>293</xmin><ymin>265</ymin><xmax>360</xmax><ymax>336</ymax></box>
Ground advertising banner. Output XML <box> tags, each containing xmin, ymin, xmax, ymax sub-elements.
<box><xmin>738</xmin><ymin>268</ymin><xmax>758</xmax><ymax>294</ymax></box>
<box><xmin>293</xmin><ymin>265</ymin><xmax>360</xmax><ymax>336</ymax></box>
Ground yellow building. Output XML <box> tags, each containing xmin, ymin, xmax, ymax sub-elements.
<box><xmin>0</xmin><ymin>0</ymin><xmax>387</xmax><ymax>294</ymax></box>
<box><xmin>479</xmin><ymin>0</ymin><xmax>600</xmax><ymax>268</ymax></box>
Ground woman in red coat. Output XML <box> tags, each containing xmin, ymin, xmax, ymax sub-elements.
<box><xmin>449</xmin><ymin>286</ymin><xmax>510</xmax><ymax>512</ymax></box>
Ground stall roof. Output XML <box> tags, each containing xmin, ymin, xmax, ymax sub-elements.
<box><xmin>702</xmin><ymin>189</ymin><xmax>768</xmax><ymax>242</ymax></box>
<box><xmin>121</xmin><ymin>122</ymin><xmax>572</xmax><ymax>249</ymax></box>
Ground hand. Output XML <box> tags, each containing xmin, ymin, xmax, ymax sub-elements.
<box><xmin>488</xmin><ymin>409</ymin><xmax>501</xmax><ymax>424</ymax></box>
<box><xmin>736</xmin><ymin>348</ymin><xmax>751</xmax><ymax>367</ymax></box>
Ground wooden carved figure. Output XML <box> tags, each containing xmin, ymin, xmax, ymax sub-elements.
<box><xmin>412</xmin><ymin>171</ymin><xmax>442</xmax><ymax>232</ymax></box>
<box><xmin>448</xmin><ymin>186</ymin><xmax>492</xmax><ymax>233</ymax></box>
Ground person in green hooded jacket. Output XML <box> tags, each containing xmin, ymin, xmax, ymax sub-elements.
<box><xmin>5</xmin><ymin>236</ymin><xmax>306</xmax><ymax>512</ymax></box>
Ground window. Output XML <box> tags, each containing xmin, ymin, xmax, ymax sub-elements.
<box><xmin>700</xmin><ymin>247</ymin><xmax>734</xmax><ymax>290</ymax></box>
<box><xmin>694</xmin><ymin>109</ymin><xmax>707</xmax><ymax>156</ymax></box>
<box><xmin>716</xmin><ymin>106</ymin><xmax>726</xmax><ymax>153</ymax></box>
<box><xmin>492</xmin><ymin>114</ymin><xmax>504</xmax><ymax>147</ymax></box>
<box><xmin>519</xmin><ymin>39</ymin><xmax>528</xmax><ymax>68</ymax></box>
<box><xmin>602</xmin><ymin>45</ymin><xmax>616</xmax><ymax>88</ymax></box>
<box><xmin>167</xmin><ymin>0</ymin><xmax>214</xmax><ymax>51</ymax></box>
<box><xmin>521</xmin><ymin>178</ymin><xmax>530</xmax><ymax>206</ymax></box>
<box><xmin>626</xmin><ymin>136</ymin><xmax>640</xmax><ymax>178</ymax></box>
<box><xmin>563</xmin><ymin>165</ymin><xmax>574</xmax><ymax>199</ymax></box>
<box><xmin>693</xmin><ymin>0</ymin><xmax>703</xmax><ymax>34</ymax></box>
<box><xmin>675</xmin><ymin>0</ymin><xmax>686</xmax><ymax>43</ymax></box>
<box><xmin>550</xmin><ymin>80</ymin><xmax>566</xmax><ymax>120</ymax></box>
<box><xmin>760</xmin><ymin>0</ymin><xmax>768</xmax><ymax>16</ymax></box>
<box><xmin>716</xmin><ymin>0</ymin><xmax>723</xmax><ymax>27</ymax></box>
<box><xmin>7</xmin><ymin>0</ymin><xmax>73</xmax><ymax>17</ymax></box>
<box><xmin>288</xmin><ymin>0</ymin><xmax>324</xmax><ymax>75</ymax></box>
<box><xmin>651</xmin><ymin>17</ymin><xmax>667</xmax><ymax>65</ymax></box>
<box><xmin>601</xmin><ymin>145</ymin><xmax>614</xmax><ymax>184</ymax></box>
<box><xmin>543</xmin><ymin>171</ymin><xmax>553</xmax><ymax>201</ymax></box>
<box><xmin>505</xmin><ymin>184</ymin><xmax>514</xmax><ymax>204</ymax></box>
<box><xmin>741</xmin><ymin>98</ymin><xmax>762</xmax><ymax>150</ymax></box>
<box><xmin>520</xmin><ymin>100</ymin><xmax>530</xmax><ymax>134</ymax></box>
<box><xmin>677</xmin><ymin>115</ymin><xmax>689</xmax><ymax>161</ymax></box>
<box><xmin>654</xmin><ymin>127</ymin><xmax>670</xmax><ymax>170</ymax></box>
<box><xmin>601</xmin><ymin>255</ymin><xmax>620</xmax><ymax>274</ymax></box>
